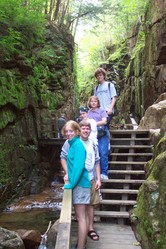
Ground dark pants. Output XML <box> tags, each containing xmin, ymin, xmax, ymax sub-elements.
<box><xmin>106</xmin><ymin>114</ymin><xmax>113</xmax><ymax>128</ymax></box>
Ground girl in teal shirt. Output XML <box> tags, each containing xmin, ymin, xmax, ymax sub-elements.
<box><xmin>61</xmin><ymin>120</ymin><xmax>90</xmax><ymax>249</ymax></box>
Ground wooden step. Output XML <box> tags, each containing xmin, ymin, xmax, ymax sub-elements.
<box><xmin>100</xmin><ymin>199</ymin><xmax>137</xmax><ymax>205</ymax></box>
<box><xmin>111</xmin><ymin>138</ymin><xmax>151</xmax><ymax>141</ymax></box>
<box><xmin>109</xmin><ymin>161</ymin><xmax>147</xmax><ymax>165</ymax></box>
<box><xmin>111</xmin><ymin>145</ymin><xmax>152</xmax><ymax>149</ymax></box>
<box><xmin>102</xmin><ymin>179</ymin><xmax>144</xmax><ymax>184</ymax></box>
<box><xmin>100</xmin><ymin>189</ymin><xmax>139</xmax><ymax>194</ymax></box>
<box><xmin>108</xmin><ymin>170</ymin><xmax>145</xmax><ymax>174</ymax></box>
<box><xmin>94</xmin><ymin>210</ymin><xmax>129</xmax><ymax>218</ymax></box>
<box><xmin>110</xmin><ymin>152</ymin><xmax>153</xmax><ymax>156</ymax></box>
<box><xmin>110</xmin><ymin>129</ymin><xmax>149</xmax><ymax>134</ymax></box>
<box><xmin>39</xmin><ymin>138</ymin><xmax>65</xmax><ymax>146</ymax></box>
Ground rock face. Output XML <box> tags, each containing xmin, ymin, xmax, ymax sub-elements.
<box><xmin>133</xmin><ymin>150</ymin><xmax>166</xmax><ymax>249</ymax></box>
<box><xmin>139</xmin><ymin>99</ymin><xmax>166</xmax><ymax>129</ymax></box>
<box><xmin>16</xmin><ymin>229</ymin><xmax>41</xmax><ymax>249</ymax></box>
<box><xmin>0</xmin><ymin>23</ymin><xmax>75</xmax><ymax>210</ymax></box>
<box><xmin>0</xmin><ymin>227</ymin><xmax>25</xmax><ymax>249</ymax></box>
<box><xmin>120</xmin><ymin>0</ymin><xmax>166</xmax><ymax>122</ymax></box>
<box><xmin>131</xmin><ymin>94</ymin><xmax>166</xmax><ymax>249</ymax></box>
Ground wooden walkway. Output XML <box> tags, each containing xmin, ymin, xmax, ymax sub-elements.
<box><xmin>45</xmin><ymin>128</ymin><xmax>152</xmax><ymax>249</ymax></box>
<box><xmin>71</xmin><ymin>221</ymin><xmax>142</xmax><ymax>249</ymax></box>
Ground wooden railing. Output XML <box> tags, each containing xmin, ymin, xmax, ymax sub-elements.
<box><xmin>55</xmin><ymin>189</ymin><xmax>72</xmax><ymax>249</ymax></box>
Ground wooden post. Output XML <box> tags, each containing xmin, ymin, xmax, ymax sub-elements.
<box><xmin>55</xmin><ymin>189</ymin><xmax>72</xmax><ymax>249</ymax></box>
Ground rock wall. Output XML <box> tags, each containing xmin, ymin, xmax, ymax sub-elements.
<box><xmin>131</xmin><ymin>95</ymin><xmax>166</xmax><ymax>249</ymax></box>
<box><xmin>121</xmin><ymin>0</ymin><xmax>166</xmax><ymax>122</ymax></box>
<box><xmin>0</xmin><ymin>23</ymin><xmax>75</xmax><ymax>209</ymax></box>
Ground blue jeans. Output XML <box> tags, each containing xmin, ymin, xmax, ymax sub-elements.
<box><xmin>98</xmin><ymin>128</ymin><xmax>109</xmax><ymax>176</ymax></box>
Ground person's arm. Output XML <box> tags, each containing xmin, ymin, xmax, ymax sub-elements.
<box><xmin>107</xmin><ymin>96</ymin><xmax>117</xmax><ymax>115</ymax></box>
<box><xmin>60</xmin><ymin>159</ymin><xmax>68</xmax><ymax>182</ymax></box>
<box><xmin>94</xmin><ymin>144</ymin><xmax>101</xmax><ymax>189</ymax></box>
<box><xmin>96</xmin><ymin>117</ymin><xmax>107</xmax><ymax>126</ymax></box>
<box><xmin>95</xmin><ymin>164</ymin><xmax>101</xmax><ymax>190</ymax></box>
<box><xmin>60</xmin><ymin>140</ymin><xmax>70</xmax><ymax>182</ymax></box>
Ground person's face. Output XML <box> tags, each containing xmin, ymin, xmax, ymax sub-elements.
<box><xmin>64</xmin><ymin>125</ymin><xmax>76</xmax><ymax>140</ymax></box>
<box><xmin>79</xmin><ymin>111</ymin><xmax>88</xmax><ymax>121</ymax></box>
<box><xmin>90</xmin><ymin>98</ymin><xmax>98</xmax><ymax>108</ymax></box>
<box><xmin>96</xmin><ymin>73</ymin><xmax>105</xmax><ymax>83</ymax></box>
<box><xmin>80</xmin><ymin>125</ymin><xmax>91</xmax><ymax>140</ymax></box>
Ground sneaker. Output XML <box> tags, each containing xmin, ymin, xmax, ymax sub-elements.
<box><xmin>100</xmin><ymin>174</ymin><xmax>108</xmax><ymax>180</ymax></box>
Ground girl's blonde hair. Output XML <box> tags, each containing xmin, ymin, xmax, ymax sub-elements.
<box><xmin>61</xmin><ymin>120</ymin><xmax>81</xmax><ymax>137</ymax></box>
<box><xmin>87</xmin><ymin>95</ymin><xmax>100</xmax><ymax>108</ymax></box>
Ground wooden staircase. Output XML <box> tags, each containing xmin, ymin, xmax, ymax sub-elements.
<box><xmin>95</xmin><ymin>129</ymin><xmax>153</xmax><ymax>224</ymax></box>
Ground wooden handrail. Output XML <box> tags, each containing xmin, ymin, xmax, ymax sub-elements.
<box><xmin>55</xmin><ymin>189</ymin><xmax>72</xmax><ymax>249</ymax></box>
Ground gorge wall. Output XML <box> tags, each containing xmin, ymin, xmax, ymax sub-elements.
<box><xmin>101</xmin><ymin>1</ymin><xmax>166</xmax><ymax>248</ymax></box>
<box><xmin>122</xmin><ymin>0</ymin><xmax>166</xmax><ymax>122</ymax></box>
<box><xmin>0</xmin><ymin>23</ymin><xmax>76</xmax><ymax>209</ymax></box>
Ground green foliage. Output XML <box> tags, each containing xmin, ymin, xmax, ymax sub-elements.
<box><xmin>0</xmin><ymin>28</ymin><xmax>22</xmax><ymax>60</ymax></box>
<box><xmin>0</xmin><ymin>145</ymin><xmax>11</xmax><ymax>186</ymax></box>
<box><xmin>0</xmin><ymin>0</ymin><xmax>46</xmax><ymax>62</ymax></box>
<box><xmin>76</xmin><ymin>0</ymin><xmax>148</xmax><ymax>96</ymax></box>
<box><xmin>108</xmin><ymin>41</ymin><xmax>127</xmax><ymax>61</ymax></box>
<box><xmin>0</xmin><ymin>69</ymin><xmax>27</xmax><ymax>109</ymax></box>
<box><xmin>131</xmin><ymin>31</ymin><xmax>145</xmax><ymax>59</ymax></box>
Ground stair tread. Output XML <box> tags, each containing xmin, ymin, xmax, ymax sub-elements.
<box><xmin>102</xmin><ymin>179</ymin><xmax>144</xmax><ymax>183</ymax></box>
<box><xmin>111</xmin><ymin>138</ymin><xmax>151</xmax><ymax>141</ymax></box>
<box><xmin>109</xmin><ymin>161</ymin><xmax>147</xmax><ymax>165</ymax></box>
<box><xmin>94</xmin><ymin>210</ymin><xmax>129</xmax><ymax>218</ymax></box>
<box><xmin>108</xmin><ymin>170</ymin><xmax>145</xmax><ymax>174</ymax></box>
<box><xmin>110</xmin><ymin>152</ymin><xmax>153</xmax><ymax>156</ymax></box>
<box><xmin>110</xmin><ymin>129</ymin><xmax>149</xmax><ymax>134</ymax></box>
<box><xmin>100</xmin><ymin>189</ymin><xmax>139</xmax><ymax>194</ymax></box>
<box><xmin>111</xmin><ymin>145</ymin><xmax>152</xmax><ymax>148</ymax></box>
<box><xmin>100</xmin><ymin>199</ymin><xmax>137</xmax><ymax>205</ymax></box>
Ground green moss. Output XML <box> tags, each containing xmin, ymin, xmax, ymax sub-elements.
<box><xmin>0</xmin><ymin>70</ymin><xmax>27</xmax><ymax>109</ymax></box>
<box><xmin>134</xmin><ymin>151</ymin><xmax>166</xmax><ymax>249</ymax></box>
<box><xmin>0</xmin><ymin>144</ymin><xmax>12</xmax><ymax>186</ymax></box>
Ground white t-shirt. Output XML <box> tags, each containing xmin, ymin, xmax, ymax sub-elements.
<box><xmin>88</xmin><ymin>118</ymin><xmax>98</xmax><ymax>145</ymax></box>
<box><xmin>94</xmin><ymin>81</ymin><xmax>117</xmax><ymax>112</ymax></box>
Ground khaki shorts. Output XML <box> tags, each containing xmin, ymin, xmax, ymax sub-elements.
<box><xmin>90</xmin><ymin>180</ymin><xmax>100</xmax><ymax>205</ymax></box>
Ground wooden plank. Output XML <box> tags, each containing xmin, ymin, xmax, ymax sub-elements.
<box><xmin>111</xmin><ymin>145</ymin><xmax>152</xmax><ymax>149</ymax></box>
<box><xmin>55</xmin><ymin>189</ymin><xmax>72</xmax><ymax>249</ymax></box>
<box><xmin>55</xmin><ymin>223</ymin><xmax>71</xmax><ymax>249</ymax></box>
<box><xmin>108</xmin><ymin>170</ymin><xmax>145</xmax><ymax>174</ymax></box>
<box><xmin>100</xmin><ymin>189</ymin><xmax>138</xmax><ymax>194</ymax></box>
<box><xmin>94</xmin><ymin>211</ymin><xmax>129</xmax><ymax>218</ymax></box>
<box><xmin>110</xmin><ymin>152</ymin><xmax>153</xmax><ymax>156</ymax></box>
<box><xmin>101</xmin><ymin>179</ymin><xmax>144</xmax><ymax>183</ymax></box>
<box><xmin>39</xmin><ymin>138</ymin><xmax>65</xmax><ymax>146</ymax></box>
<box><xmin>109</xmin><ymin>161</ymin><xmax>147</xmax><ymax>165</ymax></box>
<box><xmin>111</xmin><ymin>138</ymin><xmax>150</xmax><ymax>141</ymax></box>
<box><xmin>59</xmin><ymin>190</ymin><xmax>72</xmax><ymax>223</ymax></box>
<box><xmin>100</xmin><ymin>199</ymin><xmax>137</xmax><ymax>205</ymax></box>
<box><xmin>71</xmin><ymin>222</ymin><xmax>142</xmax><ymax>249</ymax></box>
<box><xmin>110</xmin><ymin>129</ymin><xmax>149</xmax><ymax>134</ymax></box>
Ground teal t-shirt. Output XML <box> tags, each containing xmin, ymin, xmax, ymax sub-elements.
<box><xmin>64</xmin><ymin>136</ymin><xmax>91</xmax><ymax>189</ymax></box>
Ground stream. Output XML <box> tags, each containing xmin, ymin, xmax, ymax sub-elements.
<box><xmin>0</xmin><ymin>181</ymin><xmax>64</xmax><ymax>234</ymax></box>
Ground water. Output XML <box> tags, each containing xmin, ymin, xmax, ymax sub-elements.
<box><xmin>0</xmin><ymin>184</ymin><xmax>63</xmax><ymax>234</ymax></box>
